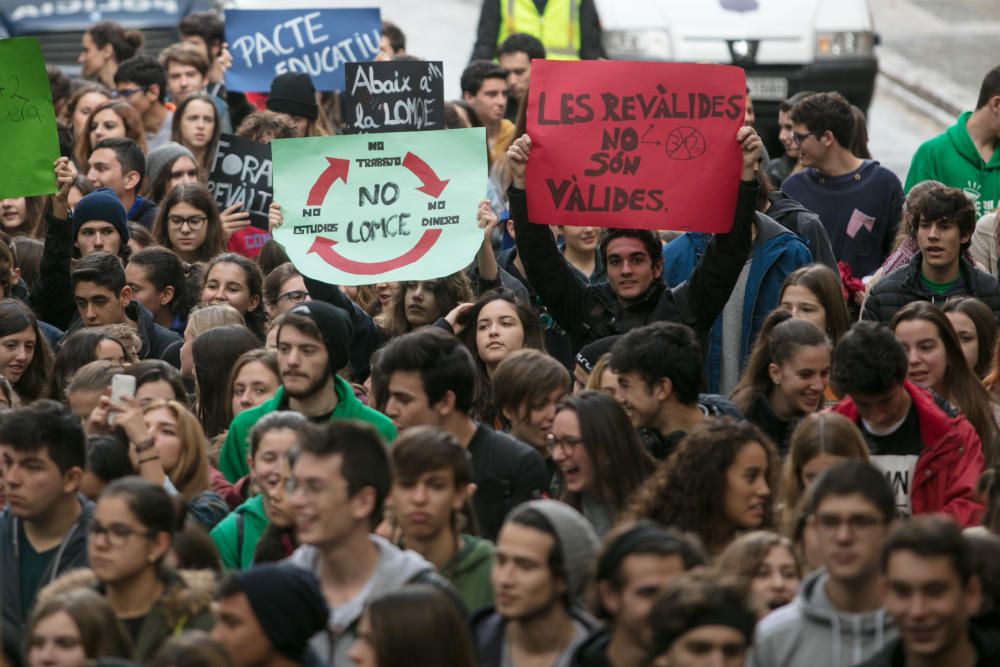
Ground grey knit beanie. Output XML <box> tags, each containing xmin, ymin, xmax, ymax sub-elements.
<box><xmin>507</xmin><ymin>499</ymin><xmax>600</xmax><ymax>601</ymax></box>
<box><xmin>146</xmin><ymin>142</ymin><xmax>195</xmax><ymax>189</ymax></box>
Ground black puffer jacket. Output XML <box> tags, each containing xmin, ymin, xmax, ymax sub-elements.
<box><xmin>862</xmin><ymin>253</ymin><xmax>1000</xmax><ymax>324</ymax></box>
<box><xmin>510</xmin><ymin>181</ymin><xmax>757</xmax><ymax>354</ymax></box>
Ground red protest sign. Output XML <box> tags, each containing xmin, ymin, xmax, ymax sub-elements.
<box><xmin>525</xmin><ymin>61</ymin><xmax>746</xmax><ymax>232</ymax></box>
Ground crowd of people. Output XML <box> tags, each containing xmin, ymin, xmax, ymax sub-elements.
<box><xmin>1</xmin><ymin>3</ymin><xmax>1000</xmax><ymax>667</ymax></box>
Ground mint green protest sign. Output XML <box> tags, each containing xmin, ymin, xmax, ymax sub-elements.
<box><xmin>272</xmin><ymin>128</ymin><xmax>486</xmax><ymax>286</ymax></box>
<box><xmin>0</xmin><ymin>38</ymin><xmax>59</xmax><ymax>199</ymax></box>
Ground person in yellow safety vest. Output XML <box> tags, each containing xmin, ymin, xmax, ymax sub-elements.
<box><xmin>471</xmin><ymin>0</ymin><xmax>606</xmax><ymax>62</ymax></box>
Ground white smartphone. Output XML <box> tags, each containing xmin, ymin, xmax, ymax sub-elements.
<box><xmin>111</xmin><ymin>374</ymin><xmax>136</xmax><ymax>402</ymax></box>
<box><xmin>109</xmin><ymin>374</ymin><xmax>136</xmax><ymax>425</ymax></box>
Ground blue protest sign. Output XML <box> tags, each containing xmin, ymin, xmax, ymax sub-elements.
<box><xmin>225</xmin><ymin>8</ymin><xmax>381</xmax><ymax>92</ymax></box>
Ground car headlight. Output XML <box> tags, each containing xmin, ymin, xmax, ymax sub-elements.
<box><xmin>815</xmin><ymin>31</ymin><xmax>876</xmax><ymax>58</ymax></box>
<box><xmin>603</xmin><ymin>29</ymin><xmax>672</xmax><ymax>60</ymax></box>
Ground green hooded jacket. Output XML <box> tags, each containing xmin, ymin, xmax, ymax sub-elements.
<box><xmin>905</xmin><ymin>111</ymin><xmax>1000</xmax><ymax>218</ymax></box>
<box><xmin>210</xmin><ymin>494</ymin><xmax>268</xmax><ymax>570</ymax></box>
<box><xmin>441</xmin><ymin>535</ymin><xmax>496</xmax><ymax>614</ymax></box>
<box><xmin>218</xmin><ymin>376</ymin><xmax>396</xmax><ymax>482</ymax></box>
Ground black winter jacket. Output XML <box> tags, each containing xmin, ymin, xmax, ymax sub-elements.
<box><xmin>0</xmin><ymin>496</ymin><xmax>93</xmax><ymax>630</ymax></box>
<box><xmin>510</xmin><ymin>181</ymin><xmax>758</xmax><ymax>354</ymax></box>
<box><xmin>862</xmin><ymin>253</ymin><xmax>1000</xmax><ymax>324</ymax></box>
<box><xmin>767</xmin><ymin>191</ymin><xmax>840</xmax><ymax>278</ymax></box>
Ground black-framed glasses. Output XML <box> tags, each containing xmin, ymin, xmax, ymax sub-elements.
<box><xmin>167</xmin><ymin>214</ymin><xmax>207</xmax><ymax>230</ymax></box>
<box><xmin>113</xmin><ymin>86</ymin><xmax>147</xmax><ymax>99</ymax></box>
<box><xmin>88</xmin><ymin>520</ymin><xmax>156</xmax><ymax>548</ymax></box>
<box><xmin>546</xmin><ymin>433</ymin><xmax>584</xmax><ymax>455</ymax></box>
<box><xmin>277</xmin><ymin>290</ymin><xmax>309</xmax><ymax>304</ymax></box>
<box><xmin>791</xmin><ymin>130</ymin><xmax>823</xmax><ymax>145</ymax></box>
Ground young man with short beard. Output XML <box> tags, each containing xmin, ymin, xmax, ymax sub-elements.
<box><xmin>218</xmin><ymin>301</ymin><xmax>395</xmax><ymax>482</ymax></box>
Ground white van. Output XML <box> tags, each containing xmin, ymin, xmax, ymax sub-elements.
<box><xmin>596</xmin><ymin>0</ymin><xmax>879</xmax><ymax>154</ymax></box>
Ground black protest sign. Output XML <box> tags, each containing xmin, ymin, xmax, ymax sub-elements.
<box><xmin>207</xmin><ymin>134</ymin><xmax>273</xmax><ymax>229</ymax></box>
<box><xmin>343</xmin><ymin>60</ymin><xmax>445</xmax><ymax>134</ymax></box>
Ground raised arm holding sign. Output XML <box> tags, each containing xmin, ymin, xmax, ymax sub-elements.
<box><xmin>507</xmin><ymin>123</ymin><xmax>761</xmax><ymax>353</ymax></box>
<box><xmin>525</xmin><ymin>60</ymin><xmax>748</xmax><ymax>232</ymax></box>
<box><xmin>271</xmin><ymin>128</ymin><xmax>487</xmax><ymax>286</ymax></box>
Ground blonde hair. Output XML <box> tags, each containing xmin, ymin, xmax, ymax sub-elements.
<box><xmin>585</xmin><ymin>354</ymin><xmax>614</xmax><ymax>391</ymax></box>
<box><xmin>93</xmin><ymin>323</ymin><xmax>141</xmax><ymax>363</ymax></box>
<box><xmin>187</xmin><ymin>303</ymin><xmax>244</xmax><ymax>338</ymax></box>
<box><xmin>142</xmin><ymin>399</ymin><xmax>209</xmax><ymax>500</ymax></box>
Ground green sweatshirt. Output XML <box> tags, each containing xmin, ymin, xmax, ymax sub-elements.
<box><xmin>905</xmin><ymin>111</ymin><xmax>1000</xmax><ymax>218</ymax></box>
<box><xmin>218</xmin><ymin>376</ymin><xmax>396</xmax><ymax>482</ymax></box>
<box><xmin>441</xmin><ymin>535</ymin><xmax>496</xmax><ymax>614</ymax></box>
<box><xmin>210</xmin><ymin>495</ymin><xmax>269</xmax><ymax>570</ymax></box>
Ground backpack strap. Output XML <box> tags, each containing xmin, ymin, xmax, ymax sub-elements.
<box><xmin>235</xmin><ymin>512</ymin><xmax>245</xmax><ymax>565</ymax></box>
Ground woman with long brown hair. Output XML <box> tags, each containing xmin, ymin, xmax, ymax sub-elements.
<box><xmin>892</xmin><ymin>301</ymin><xmax>999</xmax><ymax>465</ymax></box>
<box><xmin>778</xmin><ymin>264</ymin><xmax>850</xmax><ymax>345</ymax></box>
<box><xmin>549</xmin><ymin>391</ymin><xmax>655</xmax><ymax>535</ymax></box>
<box><xmin>76</xmin><ymin>100</ymin><xmax>147</xmax><ymax>169</ymax></box>
<box><xmin>731</xmin><ymin>309</ymin><xmax>831</xmax><ymax>453</ymax></box>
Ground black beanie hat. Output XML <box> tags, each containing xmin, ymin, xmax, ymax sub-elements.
<box><xmin>237</xmin><ymin>564</ymin><xmax>328</xmax><ymax>662</ymax></box>
<box><xmin>72</xmin><ymin>187</ymin><xmax>130</xmax><ymax>243</ymax></box>
<box><xmin>285</xmin><ymin>301</ymin><xmax>353</xmax><ymax>373</ymax></box>
<box><xmin>267</xmin><ymin>72</ymin><xmax>319</xmax><ymax>120</ymax></box>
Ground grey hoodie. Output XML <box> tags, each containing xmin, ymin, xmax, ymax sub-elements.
<box><xmin>751</xmin><ymin>568</ymin><xmax>896</xmax><ymax>667</ymax></box>
<box><xmin>287</xmin><ymin>534</ymin><xmax>436</xmax><ymax>667</ymax></box>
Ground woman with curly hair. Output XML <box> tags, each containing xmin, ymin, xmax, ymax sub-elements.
<box><xmin>625</xmin><ymin>418</ymin><xmax>779</xmax><ymax>556</ymax></box>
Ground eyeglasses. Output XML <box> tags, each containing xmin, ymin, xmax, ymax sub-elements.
<box><xmin>546</xmin><ymin>433</ymin><xmax>584</xmax><ymax>455</ymax></box>
<box><xmin>113</xmin><ymin>86</ymin><xmax>147</xmax><ymax>99</ymax></box>
<box><xmin>791</xmin><ymin>130</ymin><xmax>823</xmax><ymax>145</ymax></box>
<box><xmin>277</xmin><ymin>290</ymin><xmax>309</xmax><ymax>304</ymax></box>
<box><xmin>88</xmin><ymin>520</ymin><xmax>156</xmax><ymax>548</ymax></box>
<box><xmin>812</xmin><ymin>513</ymin><xmax>885</xmax><ymax>535</ymax></box>
<box><xmin>167</xmin><ymin>214</ymin><xmax>207</xmax><ymax>230</ymax></box>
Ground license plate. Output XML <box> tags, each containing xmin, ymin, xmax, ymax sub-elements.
<box><xmin>747</xmin><ymin>76</ymin><xmax>789</xmax><ymax>101</ymax></box>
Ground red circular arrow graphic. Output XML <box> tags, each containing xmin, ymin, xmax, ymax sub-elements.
<box><xmin>302</xmin><ymin>153</ymin><xmax>450</xmax><ymax>275</ymax></box>
<box><xmin>307</xmin><ymin>157</ymin><xmax>351</xmax><ymax>207</ymax></box>
<box><xmin>307</xmin><ymin>229</ymin><xmax>443</xmax><ymax>275</ymax></box>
